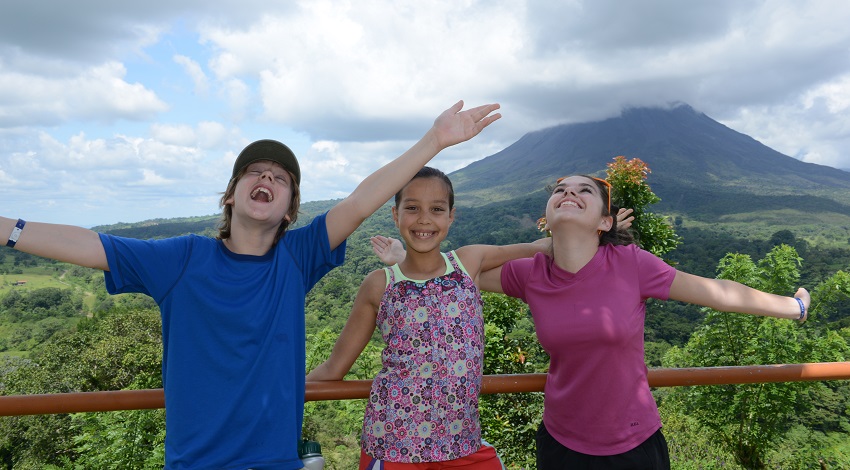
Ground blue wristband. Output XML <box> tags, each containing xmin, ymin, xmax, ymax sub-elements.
<box><xmin>6</xmin><ymin>219</ymin><xmax>25</xmax><ymax>248</ymax></box>
<box><xmin>794</xmin><ymin>297</ymin><xmax>806</xmax><ymax>320</ymax></box>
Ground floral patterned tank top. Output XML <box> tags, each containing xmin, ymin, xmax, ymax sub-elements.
<box><xmin>361</xmin><ymin>251</ymin><xmax>485</xmax><ymax>463</ymax></box>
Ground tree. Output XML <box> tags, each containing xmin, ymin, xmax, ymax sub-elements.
<box><xmin>478</xmin><ymin>293</ymin><xmax>547</xmax><ymax>469</ymax></box>
<box><xmin>0</xmin><ymin>306</ymin><xmax>163</xmax><ymax>469</ymax></box>
<box><xmin>810</xmin><ymin>271</ymin><xmax>850</xmax><ymax>324</ymax></box>
<box><xmin>661</xmin><ymin>246</ymin><xmax>850</xmax><ymax>468</ymax></box>
<box><xmin>64</xmin><ymin>408</ymin><xmax>166</xmax><ymax>470</ymax></box>
<box><xmin>606</xmin><ymin>156</ymin><xmax>681</xmax><ymax>259</ymax></box>
<box><xmin>302</xmin><ymin>328</ymin><xmax>382</xmax><ymax>469</ymax></box>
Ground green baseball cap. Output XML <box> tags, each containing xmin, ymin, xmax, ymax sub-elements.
<box><xmin>231</xmin><ymin>139</ymin><xmax>301</xmax><ymax>186</ymax></box>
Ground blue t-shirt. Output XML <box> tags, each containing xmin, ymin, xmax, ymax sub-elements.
<box><xmin>100</xmin><ymin>213</ymin><xmax>346</xmax><ymax>469</ymax></box>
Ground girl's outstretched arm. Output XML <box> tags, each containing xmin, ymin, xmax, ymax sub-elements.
<box><xmin>478</xmin><ymin>265</ymin><xmax>506</xmax><ymax>294</ymax></box>
<box><xmin>369</xmin><ymin>235</ymin><xmax>550</xmax><ymax>292</ymax></box>
<box><xmin>0</xmin><ymin>217</ymin><xmax>108</xmax><ymax>270</ymax></box>
<box><xmin>668</xmin><ymin>270</ymin><xmax>809</xmax><ymax>321</ymax></box>
<box><xmin>470</xmin><ymin>239</ymin><xmax>550</xmax><ymax>293</ymax></box>
<box><xmin>325</xmin><ymin>101</ymin><xmax>501</xmax><ymax>250</ymax></box>
<box><xmin>438</xmin><ymin>209</ymin><xmax>635</xmax><ymax>294</ymax></box>
<box><xmin>460</xmin><ymin>238</ymin><xmax>552</xmax><ymax>280</ymax></box>
<box><xmin>306</xmin><ymin>269</ymin><xmax>385</xmax><ymax>381</ymax></box>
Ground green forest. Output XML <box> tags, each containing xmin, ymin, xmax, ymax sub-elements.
<box><xmin>0</xmin><ymin>163</ymin><xmax>849</xmax><ymax>469</ymax></box>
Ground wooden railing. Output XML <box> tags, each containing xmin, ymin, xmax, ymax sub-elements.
<box><xmin>1</xmin><ymin>362</ymin><xmax>849</xmax><ymax>417</ymax></box>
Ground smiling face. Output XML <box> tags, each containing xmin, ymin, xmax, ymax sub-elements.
<box><xmin>225</xmin><ymin>160</ymin><xmax>295</xmax><ymax>228</ymax></box>
<box><xmin>546</xmin><ymin>175</ymin><xmax>612</xmax><ymax>235</ymax></box>
<box><xmin>392</xmin><ymin>176</ymin><xmax>455</xmax><ymax>254</ymax></box>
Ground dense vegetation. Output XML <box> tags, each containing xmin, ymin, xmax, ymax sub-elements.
<box><xmin>0</xmin><ymin>158</ymin><xmax>848</xmax><ymax>468</ymax></box>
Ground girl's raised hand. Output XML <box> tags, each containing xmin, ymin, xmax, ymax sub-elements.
<box><xmin>617</xmin><ymin>208</ymin><xmax>635</xmax><ymax>230</ymax></box>
<box><xmin>371</xmin><ymin>235</ymin><xmax>406</xmax><ymax>266</ymax></box>
<box><xmin>432</xmin><ymin>101</ymin><xmax>501</xmax><ymax>150</ymax></box>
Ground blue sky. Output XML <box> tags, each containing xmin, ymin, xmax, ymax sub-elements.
<box><xmin>2</xmin><ymin>0</ymin><xmax>849</xmax><ymax>227</ymax></box>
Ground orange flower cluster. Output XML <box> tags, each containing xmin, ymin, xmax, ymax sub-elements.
<box><xmin>537</xmin><ymin>216</ymin><xmax>551</xmax><ymax>236</ymax></box>
<box><xmin>516</xmin><ymin>347</ymin><xmax>526</xmax><ymax>365</ymax></box>
<box><xmin>607</xmin><ymin>156</ymin><xmax>650</xmax><ymax>186</ymax></box>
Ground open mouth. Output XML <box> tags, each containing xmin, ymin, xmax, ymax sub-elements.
<box><xmin>412</xmin><ymin>230</ymin><xmax>436</xmax><ymax>239</ymax></box>
<box><xmin>557</xmin><ymin>200</ymin><xmax>579</xmax><ymax>209</ymax></box>
<box><xmin>251</xmin><ymin>187</ymin><xmax>274</xmax><ymax>202</ymax></box>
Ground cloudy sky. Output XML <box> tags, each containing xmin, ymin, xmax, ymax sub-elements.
<box><xmin>2</xmin><ymin>0</ymin><xmax>849</xmax><ymax>227</ymax></box>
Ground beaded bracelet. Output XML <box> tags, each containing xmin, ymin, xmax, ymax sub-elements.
<box><xmin>794</xmin><ymin>297</ymin><xmax>806</xmax><ymax>320</ymax></box>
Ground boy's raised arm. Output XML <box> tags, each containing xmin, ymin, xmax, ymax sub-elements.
<box><xmin>1</xmin><ymin>217</ymin><xmax>108</xmax><ymax>270</ymax></box>
<box><xmin>325</xmin><ymin>101</ymin><xmax>500</xmax><ymax>249</ymax></box>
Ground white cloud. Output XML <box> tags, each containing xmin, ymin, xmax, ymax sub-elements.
<box><xmin>2</xmin><ymin>0</ymin><xmax>850</xmax><ymax>226</ymax></box>
<box><xmin>805</xmin><ymin>74</ymin><xmax>850</xmax><ymax>114</ymax></box>
<box><xmin>174</xmin><ymin>54</ymin><xmax>209</xmax><ymax>95</ymax></box>
<box><xmin>0</xmin><ymin>62</ymin><xmax>167</xmax><ymax>128</ymax></box>
<box><xmin>201</xmin><ymin>1</ymin><xmax>525</xmax><ymax>139</ymax></box>
<box><xmin>150</xmin><ymin>123</ymin><xmax>197</xmax><ymax>146</ymax></box>
<box><xmin>196</xmin><ymin>121</ymin><xmax>231</xmax><ymax>149</ymax></box>
<box><xmin>135</xmin><ymin>168</ymin><xmax>170</xmax><ymax>186</ymax></box>
<box><xmin>219</xmin><ymin>78</ymin><xmax>252</xmax><ymax>122</ymax></box>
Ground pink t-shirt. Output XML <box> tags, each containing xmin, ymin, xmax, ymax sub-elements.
<box><xmin>501</xmin><ymin>244</ymin><xmax>676</xmax><ymax>456</ymax></box>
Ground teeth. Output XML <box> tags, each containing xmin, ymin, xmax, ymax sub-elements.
<box><xmin>559</xmin><ymin>201</ymin><xmax>579</xmax><ymax>208</ymax></box>
<box><xmin>250</xmin><ymin>187</ymin><xmax>274</xmax><ymax>202</ymax></box>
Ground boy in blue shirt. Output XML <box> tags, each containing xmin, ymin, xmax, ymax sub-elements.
<box><xmin>1</xmin><ymin>101</ymin><xmax>500</xmax><ymax>469</ymax></box>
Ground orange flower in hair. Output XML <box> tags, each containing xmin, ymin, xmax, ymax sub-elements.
<box><xmin>537</xmin><ymin>217</ymin><xmax>551</xmax><ymax>237</ymax></box>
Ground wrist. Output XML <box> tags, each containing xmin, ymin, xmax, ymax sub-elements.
<box><xmin>424</xmin><ymin>127</ymin><xmax>445</xmax><ymax>153</ymax></box>
<box><xmin>794</xmin><ymin>297</ymin><xmax>806</xmax><ymax>320</ymax></box>
<box><xmin>6</xmin><ymin>219</ymin><xmax>26</xmax><ymax>248</ymax></box>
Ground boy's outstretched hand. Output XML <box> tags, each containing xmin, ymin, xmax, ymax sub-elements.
<box><xmin>432</xmin><ymin>101</ymin><xmax>501</xmax><ymax>150</ymax></box>
<box><xmin>371</xmin><ymin>235</ymin><xmax>406</xmax><ymax>266</ymax></box>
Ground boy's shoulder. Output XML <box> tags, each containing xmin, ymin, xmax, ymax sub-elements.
<box><xmin>100</xmin><ymin>232</ymin><xmax>210</xmax><ymax>248</ymax></box>
<box><xmin>153</xmin><ymin>233</ymin><xmax>215</xmax><ymax>249</ymax></box>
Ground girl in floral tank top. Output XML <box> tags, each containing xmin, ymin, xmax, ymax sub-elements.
<box><xmin>362</xmin><ymin>251</ymin><xmax>483</xmax><ymax>462</ymax></box>
<box><xmin>307</xmin><ymin>167</ymin><xmax>551</xmax><ymax>469</ymax></box>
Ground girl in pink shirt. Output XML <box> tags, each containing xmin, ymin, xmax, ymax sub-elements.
<box><xmin>482</xmin><ymin>175</ymin><xmax>810</xmax><ymax>470</ymax></box>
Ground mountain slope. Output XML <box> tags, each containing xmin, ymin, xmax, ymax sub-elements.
<box><xmin>450</xmin><ymin>104</ymin><xmax>850</xmax><ymax>220</ymax></box>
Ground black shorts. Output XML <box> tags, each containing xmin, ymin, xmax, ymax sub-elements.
<box><xmin>536</xmin><ymin>422</ymin><xmax>670</xmax><ymax>470</ymax></box>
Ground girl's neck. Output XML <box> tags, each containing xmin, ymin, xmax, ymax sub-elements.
<box><xmin>551</xmin><ymin>230</ymin><xmax>601</xmax><ymax>273</ymax></box>
<box><xmin>398</xmin><ymin>248</ymin><xmax>446</xmax><ymax>280</ymax></box>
